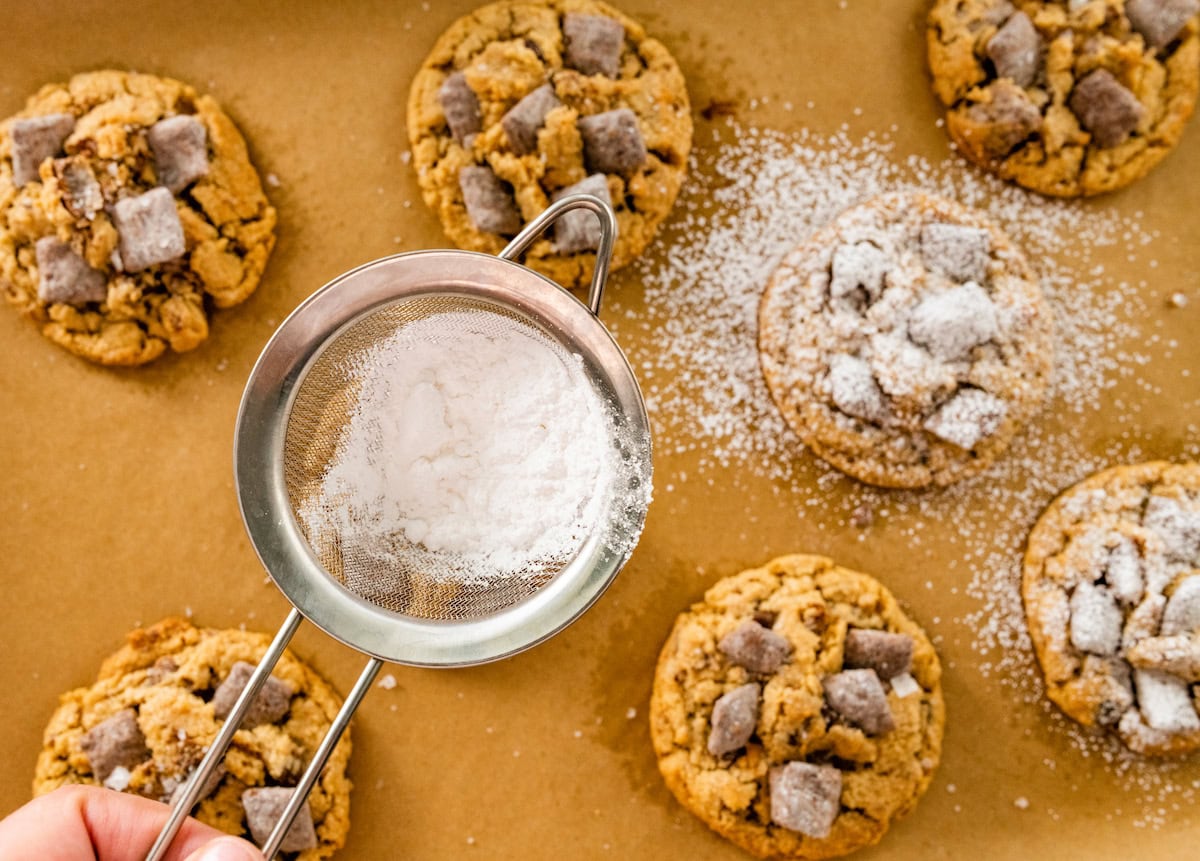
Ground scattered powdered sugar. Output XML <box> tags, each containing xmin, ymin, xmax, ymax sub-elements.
<box><xmin>619</xmin><ymin>120</ymin><xmax>1200</xmax><ymax>825</ymax></box>
<box><xmin>301</xmin><ymin>309</ymin><xmax>618</xmax><ymax>583</ymax></box>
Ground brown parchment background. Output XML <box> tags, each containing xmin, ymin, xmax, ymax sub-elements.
<box><xmin>1</xmin><ymin>1</ymin><xmax>1198</xmax><ymax>858</ymax></box>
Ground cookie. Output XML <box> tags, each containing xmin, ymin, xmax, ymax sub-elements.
<box><xmin>927</xmin><ymin>0</ymin><xmax>1200</xmax><ymax>196</ymax></box>
<box><xmin>650</xmin><ymin>555</ymin><xmax>944</xmax><ymax>860</ymax></box>
<box><xmin>0</xmin><ymin>70</ymin><xmax>277</xmax><ymax>365</ymax></box>
<box><xmin>757</xmin><ymin>191</ymin><xmax>1053</xmax><ymax>489</ymax></box>
<box><xmin>406</xmin><ymin>0</ymin><xmax>692</xmax><ymax>289</ymax></box>
<box><xmin>1023</xmin><ymin>461</ymin><xmax>1200</xmax><ymax>756</ymax></box>
<box><xmin>33</xmin><ymin>618</ymin><xmax>350</xmax><ymax>858</ymax></box>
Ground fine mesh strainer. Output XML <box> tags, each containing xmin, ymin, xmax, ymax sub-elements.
<box><xmin>147</xmin><ymin>195</ymin><xmax>651</xmax><ymax>860</ymax></box>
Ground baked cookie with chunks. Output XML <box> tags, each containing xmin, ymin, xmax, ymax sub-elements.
<box><xmin>0</xmin><ymin>70</ymin><xmax>277</xmax><ymax>365</ymax></box>
<box><xmin>650</xmin><ymin>554</ymin><xmax>944</xmax><ymax>860</ymax></box>
<box><xmin>928</xmin><ymin>0</ymin><xmax>1200</xmax><ymax>196</ymax></box>
<box><xmin>758</xmin><ymin>191</ymin><xmax>1053</xmax><ymax>489</ymax></box>
<box><xmin>33</xmin><ymin>617</ymin><xmax>351</xmax><ymax>858</ymax></box>
<box><xmin>407</xmin><ymin>0</ymin><xmax>692</xmax><ymax>289</ymax></box>
<box><xmin>1023</xmin><ymin>461</ymin><xmax>1200</xmax><ymax>755</ymax></box>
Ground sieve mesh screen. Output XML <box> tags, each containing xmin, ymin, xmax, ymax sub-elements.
<box><xmin>283</xmin><ymin>294</ymin><xmax>606</xmax><ymax>623</ymax></box>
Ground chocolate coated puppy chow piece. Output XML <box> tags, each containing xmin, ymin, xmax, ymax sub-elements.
<box><xmin>210</xmin><ymin>661</ymin><xmax>295</xmax><ymax>727</ymax></box>
<box><xmin>148</xmin><ymin>115</ymin><xmax>209</xmax><ymax>193</ymax></box>
<box><xmin>578</xmin><ymin>108</ymin><xmax>647</xmax><ymax>175</ymax></box>
<box><xmin>459</xmin><ymin>165</ymin><xmax>523</xmax><ymax>234</ymax></box>
<box><xmin>11</xmin><ymin>113</ymin><xmax>75</xmax><ymax>186</ymax></box>
<box><xmin>35</xmin><ymin>237</ymin><xmax>106</xmax><ymax>305</ymax></box>
<box><xmin>563</xmin><ymin>14</ymin><xmax>625</xmax><ymax>77</ymax></box>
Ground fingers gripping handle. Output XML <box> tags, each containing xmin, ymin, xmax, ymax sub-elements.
<box><xmin>499</xmin><ymin>193</ymin><xmax>617</xmax><ymax>317</ymax></box>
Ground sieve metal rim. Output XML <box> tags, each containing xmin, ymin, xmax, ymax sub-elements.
<box><xmin>233</xmin><ymin>248</ymin><xmax>652</xmax><ymax>668</ymax></box>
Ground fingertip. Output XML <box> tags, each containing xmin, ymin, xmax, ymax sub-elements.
<box><xmin>183</xmin><ymin>835</ymin><xmax>266</xmax><ymax>861</ymax></box>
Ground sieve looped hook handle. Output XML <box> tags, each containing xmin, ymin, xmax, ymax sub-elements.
<box><xmin>499</xmin><ymin>193</ymin><xmax>617</xmax><ymax>317</ymax></box>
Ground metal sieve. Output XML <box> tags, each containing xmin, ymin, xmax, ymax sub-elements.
<box><xmin>147</xmin><ymin>195</ymin><xmax>651</xmax><ymax>860</ymax></box>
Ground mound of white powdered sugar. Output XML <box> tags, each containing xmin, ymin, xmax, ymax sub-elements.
<box><xmin>302</xmin><ymin>309</ymin><xmax>617</xmax><ymax>582</ymax></box>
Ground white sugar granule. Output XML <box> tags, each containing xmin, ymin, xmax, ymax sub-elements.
<box><xmin>302</xmin><ymin>310</ymin><xmax>616</xmax><ymax>583</ymax></box>
<box><xmin>621</xmin><ymin>121</ymin><xmax>1200</xmax><ymax>828</ymax></box>
<box><xmin>103</xmin><ymin>766</ymin><xmax>132</xmax><ymax>791</ymax></box>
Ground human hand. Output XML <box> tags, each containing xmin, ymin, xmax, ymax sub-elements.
<box><xmin>0</xmin><ymin>785</ymin><xmax>265</xmax><ymax>861</ymax></box>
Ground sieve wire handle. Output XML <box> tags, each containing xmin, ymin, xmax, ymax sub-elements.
<box><xmin>499</xmin><ymin>193</ymin><xmax>617</xmax><ymax>317</ymax></box>
<box><xmin>144</xmin><ymin>608</ymin><xmax>303</xmax><ymax>861</ymax></box>
<box><xmin>260</xmin><ymin>657</ymin><xmax>382</xmax><ymax>858</ymax></box>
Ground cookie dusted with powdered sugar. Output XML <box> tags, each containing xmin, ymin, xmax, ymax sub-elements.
<box><xmin>0</xmin><ymin>71</ymin><xmax>277</xmax><ymax>365</ymax></box>
<box><xmin>757</xmin><ymin>191</ymin><xmax>1053</xmax><ymax>489</ymax></box>
<box><xmin>1023</xmin><ymin>461</ymin><xmax>1200</xmax><ymax>756</ymax></box>
<box><xmin>650</xmin><ymin>555</ymin><xmax>944</xmax><ymax>860</ymax></box>
<box><xmin>927</xmin><ymin>0</ymin><xmax>1200</xmax><ymax>196</ymax></box>
<box><xmin>406</xmin><ymin>0</ymin><xmax>692</xmax><ymax>290</ymax></box>
<box><xmin>33</xmin><ymin>618</ymin><xmax>351</xmax><ymax>858</ymax></box>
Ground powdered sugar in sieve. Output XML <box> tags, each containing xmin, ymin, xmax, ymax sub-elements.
<box><xmin>293</xmin><ymin>302</ymin><xmax>625</xmax><ymax>609</ymax></box>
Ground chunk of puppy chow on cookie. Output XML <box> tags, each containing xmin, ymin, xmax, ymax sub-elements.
<box><xmin>35</xmin><ymin>237</ymin><xmax>106</xmax><ymax>306</ymax></box>
<box><xmin>769</xmin><ymin>762</ymin><xmax>842</xmax><ymax>838</ymax></box>
<box><xmin>707</xmin><ymin>682</ymin><xmax>759</xmax><ymax>756</ymax></box>
<box><xmin>986</xmin><ymin>11</ymin><xmax>1041</xmax><ymax>88</ymax></box>
<box><xmin>80</xmin><ymin>709</ymin><xmax>151</xmax><ymax>783</ymax></box>
<box><xmin>919</xmin><ymin>223</ymin><xmax>990</xmax><ymax>284</ymax></box>
<box><xmin>1133</xmin><ymin>668</ymin><xmax>1200</xmax><ymax>732</ymax></box>
<box><xmin>551</xmin><ymin>173</ymin><xmax>612</xmax><ymax>253</ymax></box>
<box><xmin>1126</xmin><ymin>0</ymin><xmax>1200</xmax><ymax>50</ymax></box>
<box><xmin>1105</xmin><ymin>536</ymin><xmax>1144</xmax><ymax>606</ymax></box>
<box><xmin>1162</xmin><ymin>575</ymin><xmax>1200</xmax><ymax>636</ymax></box>
<box><xmin>923</xmin><ymin>388</ymin><xmax>1006</xmax><ymax>450</ymax></box>
<box><xmin>11</xmin><ymin>113</ymin><xmax>75</xmax><ymax>186</ymax></box>
<box><xmin>1087</xmin><ymin>656</ymin><xmax>1135</xmax><ymax>726</ymax></box>
<box><xmin>718</xmin><ymin>619</ymin><xmax>791</xmax><ymax>674</ymax></box>
<box><xmin>828</xmin><ymin>354</ymin><xmax>889</xmax><ymax>423</ymax></box>
<box><xmin>961</xmin><ymin>80</ymin><xmax>1043</xmax><ymax>159</ymax></box>
<box><xmin>844</xmin><ymin>629</ymin><xmax>913</xmax><ymax>679</ymax></box>
<box><xmin>1069</xmin><ymin>69</ymin><xmax>1145</xmax><ymax>148</ymax></box>
<box><xmin>242</xmin><ymin>787</ymin><xmax>318</xmax><ymax>853</ymax></box>
<box><xmin>578</xmin><ymin>108</ymin><xmax>647</xmax><ymax>175</ymax></box>
<box><xmin>1122</xmin><ymin>593</ymin><xmax>1166</xmax><ymax>652</ymax></box>
<box><xmin>1069</xmin><ymin>581</ymin><xmax>1123</xmax><ymax>656</ymax></box>
<box><xmin>1143</xmin><ymin>496</ymin><xmax>1200</xmax><ymax>564</ymax></box>
<box><xmin>111</xmin><ymin>187</ymin><xmax>186</xmax><ymax>272</ymax></box>
<box><xmin>148</xmin><ymin>115</ymin><xmax>209</xmax><ymax>193</ymax></box>
<box><xmin>563</xmin><ymin>13</ymin><xmax>625</xmax><ymax>78</ymax></box>
<box><xmin>459</xmin><ymin>166</ymin><xmax>522</xmax><ymax>235</ymax></box>
<box><xmin>211</xmin><ymin>661</ymin><xmax>294</xmax><ymax>727</ymax></box>
<box><xmin>830</xmin><ymin>242</ymin><xmax>888</xmax><ymax>306</ymax></box>
<box><xmin>54</xmin><ymin>157</ymin><xmax>103</xmax><ymax>219</ymax></box>
<box><xmin>438</xmin><ymin>71</ymin><xmax>482</xmax><ymax>144</ymax></box>
<box><xmin>501</xmin><ymin>84</ymin><xmax>561</xmax><ymax>155</ymax></box>
<box><xmin>908</xmin><ymin>283</ymin><xmax>998</xmax><ymax>361</ymax></box>
<box><xmin>823</xmin><ymin>668</ymin><xmax>895</xmax><ymax>734</ymax></box>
